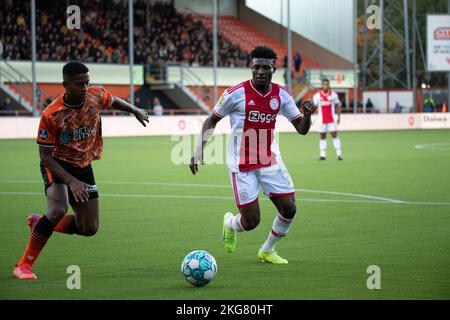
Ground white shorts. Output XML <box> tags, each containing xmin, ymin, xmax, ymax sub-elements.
<box><xmin>229</xmin><ymin>162</ymin><xmax>296</xmax><ymax>208</ymax></box>
<box><xmin>318</xmin><ymin>122</ymin><xmax>337</xmax><ymax>133</ymax></box>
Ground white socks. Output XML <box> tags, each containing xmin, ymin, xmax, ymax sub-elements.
<box><xmin>321</xmin><ymin>138</ymin><xmax>342</xmax><ymax>158</ymax></box>
<box><xmin>333</xmin><ymin>137</ymin><xmax>342</xmax><ymax>157</ymax></box>
<box><xmin>261</xmin><ymin>214</ymin><xmax>294</xmax><ymax>252</ymax></box>
<box><xmin>320</xmin><ymin>139</ymin><xmax>327</xmax><ymax>158</ymax></box>
<box><xmin>226</xmin><ymin>214</ymin><xmax>245</xmax><ymax>232</ymax></box>
<box><xmin>226</xmin><ymin>213</ymin><xmax>295</xmax><ymax>252</ymax></box>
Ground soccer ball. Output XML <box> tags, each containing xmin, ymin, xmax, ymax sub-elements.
<box><xmin>181</xmin><ymin>250</ymin><xmax>217</xmax><ymax>287</ymax></box>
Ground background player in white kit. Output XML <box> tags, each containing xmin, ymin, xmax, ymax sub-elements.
<box><xmin>313</xmin><ymin>79</ymin><xmax>343</xmax><ymax>160</ymax></box>
<box><xmin>189</xmin><ymin>46</ymin><xmax>316</xmax><ymax>264</ymax></box>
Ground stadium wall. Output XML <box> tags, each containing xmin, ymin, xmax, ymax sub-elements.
<box><xmin>1</xmin><ymin>114</ymin><xmax>448</xmax><ymax>139</ymax></box>
<box><xmin>3</xmin><ymin>62</ymin><xmax>278</xmax><ymax>87</ymax></box>
<box><xmin>4</xmin><ymin>83</ymin><xmax>141</xmax><ymax>104</ymax></box>
<box><xmin>167</xmin><ymin>66</ymin><xmax>286</xmax><ymax>86</ymax></box>
<box><xmin>0</xmin><ymin>61</ymin><xmax>144</xmax><ymax>85</ymax></box>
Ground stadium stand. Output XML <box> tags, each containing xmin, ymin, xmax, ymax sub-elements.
<box><xmin>190</xmin><ymin>14</ymin><xmax>321</xmax><ymax>73</ymax></box>
<box><xmin>0</xmin><ymin>0</ymin><xmax>325</xmax><ymax>113</ymax></box>
<box><xmin>1</xmin><ymin>1</ymin><xmax>319</xmax><ymax>69</ymax></box>
<box><xmin>0</xmin><ymin>0</ymin><xmax>248</xmax><ymax>67</ymax></box>
<box><xmin>187</xmin><ymin>86</ymin><xmax>227</xmax><ymax>108</ymax></box>
<box><xmin>186</xmin><ymin>13</ymin><xmax>324</xmax><ymax>108</ymax></box>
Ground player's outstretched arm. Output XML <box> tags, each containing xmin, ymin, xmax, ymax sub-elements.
<box><xmin>189</xmin><ymin>113</ymin><xmax>222</xmax><ymax>175</ymax></box>
<box><xmin>111</xmin><ymin>96</ymin><xmax>149</xmax><ymax>127</ymax></box>
<box><xmin>39</xmin><ymin>146</ymin><xmax>89</xmax><ymax>203</ymax></box>
<box><xmin>291</xmin><ymin>99</ymin><xmax>317</xmax><ymax>135</ymax></box>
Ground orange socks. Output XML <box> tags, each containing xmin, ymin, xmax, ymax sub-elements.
<box><xmin>54</xmin><ymin>215</ymin><xmax>77</xmax><ymax>234</ymax></box>
<box><xmin>17</xmin><ymin>215</ymin><xmax>54</xmax><ymax>267</ymax></box>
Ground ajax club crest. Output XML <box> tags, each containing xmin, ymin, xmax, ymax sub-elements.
<box><xmin>269</xmin><ymin>98</ymin><xmax>279</xmax><ymax>110</ymax></box>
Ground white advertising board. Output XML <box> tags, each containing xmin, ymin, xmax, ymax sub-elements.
<box><xmin>427</xmin><ymin>15</ymin><xmax>450</xmax><ymax>72</ymax></box>
<box><xmin>1</xmin><ymin>114</ymin><xmax>449</xmax><ymax>140</ymax></box>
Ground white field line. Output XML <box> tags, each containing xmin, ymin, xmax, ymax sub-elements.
<box><xmin>1</xmin><ymin>179</ymin><xmax>405</xmax><ymax>203</ymax></box>
<box><xmin>415</xmin><ymin>143</ymin><xmax>450</xmax><ymax>150</ymax></box>
<box><xmin>0</xmin><ymin>191</ymin><xmax>388</xmax><ymax>204</ymax></box>
<box><xmin>102</xmin><ymin>181</ymin><xmax>407</xmax><ymax>203</ymax></box>
<box><xmin>0</xmin><ymin>180</ymin><xmax>449</xmax><ymax>206</ymax></box>
<box><xmin>298</xmin><ymin>189</ymin><xmax>406</xmax><ymax>203</ymax></box>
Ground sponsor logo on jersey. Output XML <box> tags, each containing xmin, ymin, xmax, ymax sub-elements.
<box><xmin>269</xmin><ymin>98</ymin><xmax>279</xmax><ymax>110</ymax></box>
<box><xmin>39</xmin><ymin>129</ymin><xmax>49</xmax><ymax>140</ymax></box>
<box><xmin>248</xmin><ymin>110</ymin><xmax>277</xmax><ymax>123</ymax></box>
<box><xmin>248</xmin><ymin>100</ymin><xmax>255</xmax><ymax>106</ymax></box>
<box><xmin>60</xmin><ymin>127</ymin><xmax>95</xmax><ymax>144</ymax></box>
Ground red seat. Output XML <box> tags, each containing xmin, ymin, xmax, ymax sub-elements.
<box><xmin>186</xmin><ymin>13</ymin><xmax>322</xmax><ymax>70</ymax></box>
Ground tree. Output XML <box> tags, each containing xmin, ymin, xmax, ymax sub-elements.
<box><xmin>357</xmin><ymin>0</ymin><xmax>448</xmax><ymax>89</ymax></box>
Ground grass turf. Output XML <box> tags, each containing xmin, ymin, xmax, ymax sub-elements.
<box><xmin>0</xmin><ymin>129</ymin><xmax>449</xmax><ymax>299</ymax></box>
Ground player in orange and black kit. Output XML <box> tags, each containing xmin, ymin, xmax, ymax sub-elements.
<box><xmin>12</xmin><ymin>61</ymin><xmax>149</xmax><ymax>280</ymax></box>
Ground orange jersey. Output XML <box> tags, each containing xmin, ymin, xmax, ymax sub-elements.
<box><xmin>37</xmin><ymin>86</ymin><xmax>113</xmax><ymax>168</ymax></box>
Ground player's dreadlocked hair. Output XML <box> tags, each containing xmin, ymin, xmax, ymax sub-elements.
<box><xmin>250</xmin><ymin>46</ymin><xmax>277</xmax><ymax>61</ymax></box>
<box><xmin>63</xmin><ymin>61</ymin><xmax>89</xmax><ymax>78</ymax></box>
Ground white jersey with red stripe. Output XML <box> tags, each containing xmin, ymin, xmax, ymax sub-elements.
<box><xmin>213</xmin><ymin>80</ymin><xmax>302</xmax><ymax>173</ymax></box>
<box><xmin>313</xmin><ymin>90</ymin><xmax>340</xmax><ymax>124</ymax></box>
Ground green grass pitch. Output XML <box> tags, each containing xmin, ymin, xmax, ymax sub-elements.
<box><xmin>0</xmin><ymin>129</ymin><xmax>449</xmax><ymax>299</ymax></box>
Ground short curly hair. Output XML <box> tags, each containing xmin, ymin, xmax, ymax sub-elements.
<box><xmin>250</xmin><ymin>46</ymin><xmax>277</xmax><ymax>61</ymax></box>
<box><xmin>63</xmin><ymin>61</ymin><xmax>89</xmax><ymax>79</ymax></box>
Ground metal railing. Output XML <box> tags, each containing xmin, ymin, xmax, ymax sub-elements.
<box><xmin>0</xmin><ymin>61</ymin><xmax>30</xmax><ymax>107</ymax></box>
<box><xmin>146</xmin><ymin>61</ymin><xmax>166</xmax><ymax>82</ymax></box>
<box><xmin>0</xmin><ymin>59</ymin><xmax>48</xmax><ymax>113</ymax></box>
<box><xmin>147</xmin><ymin>61</ymin><xmax>207</xmax><ymax>86</ymax></box>
<box><xmin>163</xmin><ymin>62</ymin><xmax>207</xmax><ymax>87</ymax></box>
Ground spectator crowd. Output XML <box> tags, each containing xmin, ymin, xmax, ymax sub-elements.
<box><xmin>1</xmin><ymin>0</ymin><xmax>249</xmax><ymax>67</ymax></box>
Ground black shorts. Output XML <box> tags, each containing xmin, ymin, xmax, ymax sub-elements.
<box><xmin>40</xmin><ymin>157</ymin><xmax>99</xmax><ymax>203</ymax></box>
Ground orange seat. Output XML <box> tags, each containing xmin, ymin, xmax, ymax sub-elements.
<box><xmin>187</xmin><ymin>13</ymin><xmax>322</xmax><ymax>70</ymax></box>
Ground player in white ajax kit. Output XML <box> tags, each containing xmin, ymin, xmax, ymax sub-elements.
<box><xmin>189</xmin><ymin>46</ymin><xmax>316</xmax><ymax>264</ymax></box>
<box><xmin>312</xmin><ymin>78</ymin><xmax>343</xmax><ymax>160</ymax></box>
